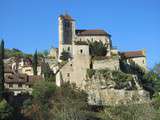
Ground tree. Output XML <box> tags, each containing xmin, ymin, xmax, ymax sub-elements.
<box><xmin>0</xmin><ymin>40</ymin><xmax>5</xmax><ymax>99</ymax></box>
<box><xmin>0</xmin><ymin>99</ymin><xmax>13</xmax><ymax>120</ymax></box>
<box><xmin>60</xmin><ymin>51</ymin><xmax>71</xmax><ymax>61</ymax></box>
<box><xmin>99</xmin><ymin>103</ymin><xmax>159</xmax><ymax>120</ymax></box>
<box><xmin>42</xmin><ymin>63</ymin><xmax>55</xmax><ymax>82</ymax></box>
<box><xmin>22</xmin><ymin>81</ymin><xmax>57</xmax><ymax>120</ymax></box>
<box><xmin>22</xmin><ymin>82</ymin><xmax>97</xmax><ymax>120</ymax></box>
<box><xmin>89</xmin><ymin>41</ymin><xmax>107</xmax><ymax>57</ymax></box>
<box><xmin>32</xmin><ymin>50</ymin><xmax>38</xmax><ymax>75</ymax></box>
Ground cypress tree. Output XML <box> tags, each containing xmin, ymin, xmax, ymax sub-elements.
<box><xmin>32</xmin><ymin>50</ymin><xmax>38</xmax><ymax>75</ymax></box>
<box><xmin>0</xmin><ymin>40</ymin><xmax>5</xmax><ymax>99</ymax></box>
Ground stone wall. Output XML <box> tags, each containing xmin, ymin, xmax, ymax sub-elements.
<box><xmin>87</xmin><ymin>88</ymin><xmax>150</xmax><ymax>105</ymax></box>
<box><xmin>127</xmin><ymin>57</ymin><xmax>147</xmax><ymax>69</ymax></box>
<box><xmin>85</xmin><ymin>70</ymin><xmax>150</xmax><ymax>106</ymax></box>
<box><xmin>93</xmin><ymin>57</ymin><xmax>120</xmax><ymax>71</ymax></box>
<box><xmin>56</xmin><ymin>45</ymin><xmax>90</xmax><ymax>89</ymax></box>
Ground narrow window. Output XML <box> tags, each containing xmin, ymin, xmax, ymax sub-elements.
<box><xmin>18</xmin><ymin>83</ymin><xmax>22</xmax><ymax>88</ymax></box>
<box><xmin>80</xmin><ymin>49</ymin><xmax>83</xmax><ymax>54</ymax></box>
<box><xmin>9</xmin><ymin>84</ymin><xmax>13</xmax><ymax>88</ymax></box>
<box><xmin>143</xmin><ymin>60</ymin><xmax>145</xmax><ymax>64</ymax></box>
<box><xmin>67</xmin><ymin>73</ymin><xmax>70</xmax><ymax>77</ymax></box>
<box><xmin>68</xmin><ymin>47</ymin><xmax>70</xmax><ymax>51</ymax></box>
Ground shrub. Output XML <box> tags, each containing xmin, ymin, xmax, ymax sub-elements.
<box><xmin>87</xmin><ymin>69</ymin><xmax>96</xmax><ymax>78</ymax></box>
<box><xmin>60</xmin><ymin>51</ymin><xmax>71</xmax><ymax>61</ymax></box>
<box><xmin>89</xmin><ymin>41</ymin><xmax>107</xmax><ymax>57</ymax></box>
<box><xmin>99</xmin><ymin>103</ymin><xmax>160</xmax><ymax>120</ymax></box>
<box><xmin>0</xmin><ymin>99</ymin><xmax>13</xmax><ymax>120</ymax></box>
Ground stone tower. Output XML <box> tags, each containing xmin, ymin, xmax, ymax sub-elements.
<box><xmin>58</xmin><ymin>14</ymin><xmax>75</xmax><ymax>58</ymax></box>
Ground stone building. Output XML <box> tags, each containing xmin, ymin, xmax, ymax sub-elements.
<box><xmin>56</xmin><ymin>14</ymin><xmax>147</xmax><ymax>90</ymax></box>
<box><xmin>56</xmin><ymin>14</ymin><xmax>119</xmax><ymax>88</ymax></box>
<box><xmin>58</xmin><ymin>14</ymin><xmax>113</xmax><ymax>58</ymax></box>
<box><xmin>5</xmin><ymin>73</ymin><xmax>43</xmax><ymax>96</ymax></box>
<box><xmin>9</xmin><ymin>57</ymin><xmax>43</xmax><ymax>76</ymax></box>
<box><xmin>4</xmin><ymin>57</ymin><xmax>44</xmax><ymax>96</ymax></box>
<box><xmin>120</xmin><ymin>50</ymin><xmax>147</xmax><ymax>69</ymax></box>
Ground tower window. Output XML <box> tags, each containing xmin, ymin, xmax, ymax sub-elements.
<box><xmin>67</xmin><ymin>73</ymin><xmax>70</xmax><ymax>77</ymax></box>
<box><xmin>143</xmin><ymin>60</ymin><xmax>145</xmax><ymax>64</ymax></box>
<box><xmin>18</xmin><ymin>83</ymin><xmax>22</xmax><ymax>88</ymax></box>
<box><xmin>91</xmin><ymin>38</ymin><xmax>93</xmax><ymax>41</ymax></box>
<box><xmin>80</xmin><ymin>49</ymin><xmax>83</xmax><ymax>54</ymax></box>
<box><xmin>68</xmin><ymin>47</ymin><xmax>70</xmax><ymax>51</ymax></box>
<box><xmin>9</xmin><ymin>84</ymin><xmax>13</xmax><ymax>88</ymax></box>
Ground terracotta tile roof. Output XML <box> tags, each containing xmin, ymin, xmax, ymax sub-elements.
<box><xmin>5</xmin><ymin>73</ymin><xmax>28</xmax><ymax>83</ymax></box>
<box><xmin>120</xmin><ymin>50</ymin><xmax>146</xmax><ymax>58</ymax></box>
<box><xmin>76</xmin><ymin>29</ymin><xmax>110</xmax><ymax>36</ymax></box>
<box><xmin>5</xmin><ymin>73</ymin><xmax>43</xmax><ymax>84</ymax></box>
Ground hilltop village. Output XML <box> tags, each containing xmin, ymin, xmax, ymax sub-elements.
<box><xmin>3</xmin><ymin>14</ymin><xmax>149</xmax><ymax>105</ymax></box>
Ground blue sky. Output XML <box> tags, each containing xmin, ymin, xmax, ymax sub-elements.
<box><xmin>0</xmin><ymin>0</ymin><xmax>160</xmax><ymax>68</ymax></box>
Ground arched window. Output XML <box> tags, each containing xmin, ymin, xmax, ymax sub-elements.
<box><xmin>80</xmin><ymin>49</ymin><xmax>83</xmax><ymax>54</ymax></box>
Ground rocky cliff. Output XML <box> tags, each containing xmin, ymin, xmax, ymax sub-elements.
<box><xmin>85</xmin><ymin>69</ymin><xmax>150</xmax><ymax>106</ymax></box>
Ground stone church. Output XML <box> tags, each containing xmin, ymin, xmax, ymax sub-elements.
<box><xmin>56</xmin><ymin>13</ymin><xmax>147</xmax><ymax>89</ymax></box>
<box><xmin>53</xmin><ymin>14</ymin><xmax>150</xmax><ymax>105</ymax></box>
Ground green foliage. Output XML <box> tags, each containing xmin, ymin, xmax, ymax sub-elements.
<box><xmin>87</xmin><ymin>69</ymin><xmax>95</xmax><ymax>78</ymax></box>
<box><xmin>5</xmin><ymin>48</ymin><xmax>23</xmax><ymax>58</ymax></box>
<box><xmin>120</xmin><ymin>60</ymin><xmax>145</xmax><ymax>76</ymax></box>
<box><xmin>87</xmin><ymin>68</ymin><xmax>135</xmax><ymax>90</ymax></box>
<box><xmin>41</xmin><ymin>50</ymin><xmax>49</xmax><ymax>57</ymax></box>
<box><xmin>37</xmin><ymin>50</ymin><xmax>49</xmax><ymax>57</ymax></box>
<box><xmin>51</xmin><ymin>83</ymin><xmax>89</xmax><ymax>120</ymax></box>
<box><xmin>22</xmin><ymin>82</ymin><xmax>98</xmax><ymax>120</ymax></box>
<box><xmin>5</xmin><ymin>48</ymin><xmax>33</xmax><ymax>58</ymax></box>
<box><xmin>89</xmin><ymin>41</ymin><xmax>107</xmax><ymax>57</ymax></box>
<box><xmin>120</xmin><ymin>60</ymin><xmax>155</xmax><ymax>93</ymax></box>
<box><xmin>120</xmin><ymin>60</ymin><xmax>160</xmax><ymax>96</ymax></box>
<box><xmin>22</xmin><ymin>81</ymin><xmax>57</xmax><ymax>120</ymax></box>
<box><xmin>60</xmin><ymin>51</ymin><xmax>71</xmax><ymax>61</ymax></box>
<box><xmin>139</xmin><ymin>63</ymin><xmax>160</xmax><ymax>96</ymax></box>
<box><xmin>42</xmin><ymin>63</ymin><xmax>55</xmax><ymax>82</ymax></box>
<box><xmin>32</xmin><ymin>50</ymin><xmax>38</xmax><ymax>75</ymax></box>
<box><xmin>0</xmin><ymin>99</ymin><xmax>13</xmax><ymax>120</ymax></box>
<box><xmin>32</xmin><ymin>81</ymin><xmax>57</xmax><ymax>103</ymax></box>
<box><xmin>0</xmin><ymin>40</ymin><xmax>5</xmax><ymax>99</ymax></box>
<box><xmin>112</xmin><ymin>70</ymin><xmax>135</xmax><ymax>89</ymax></box>
<box><xmin>99</xmin><ymin>103</ymin><xmax>160</xmax><ymax>120</ymax></box>
<box><xmin>152</xmin><ymin>63</ymin><xmax>160</xmax><ymax>93</ymax></box>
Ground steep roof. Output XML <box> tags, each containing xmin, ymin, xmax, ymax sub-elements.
<box><xmin>120</xmin><ymin>50</ymin><xmax>146</xmax><ymax>58</ymax></box>
<box><xmin>76</xmin><ymin>29</ymin><xmax>110</xmax><ymax>36</ymax></box>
